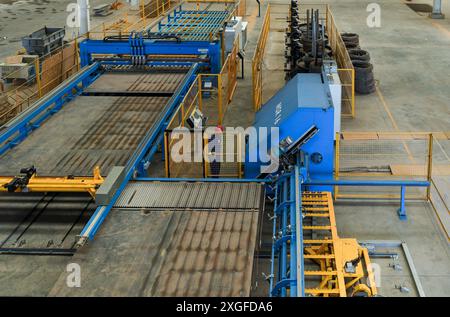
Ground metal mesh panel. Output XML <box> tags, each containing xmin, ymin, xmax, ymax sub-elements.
<box><xmin>336</xmin><ymin>132</ymin><xmax>432</xmax><ymax>198</ymax></box>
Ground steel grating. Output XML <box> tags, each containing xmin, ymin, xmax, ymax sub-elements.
<box><xmin>156</xmin><ymin>9</ymin><xmax>233</xmax><ymax>41</ymax></box>
<box><xmin>114</xmin><ymin>181</ymin><xmax>264</xmax><ymax>210</ymax></box>
<box><xmin>47</xmin><ymin>182</ymin><xmax>264</xmax><ymax>296</ymax></box>
<box><xmin>0</xmin><ymin>192</ymin><xmax>95</xmax><ymax>251</ymax></box>
<box><xmin>49</xmin><ymin>205</ymin><xmax>262</xmax><ymax>296</ymax></box>
<box><xmin>0</xmin><ymin>69</ymin><xmax>189</xmax><ymax>177</ymax></box>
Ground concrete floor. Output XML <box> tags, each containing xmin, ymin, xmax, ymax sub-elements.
<box><xmin>0</xmin><ymin>0</ymin><xmax>138</xmax><ymax>60</ymax></box>
<box><xmin>0</xmin><ymin>0</ymin><xmax>448</xmax><ymax>297</ymax></box>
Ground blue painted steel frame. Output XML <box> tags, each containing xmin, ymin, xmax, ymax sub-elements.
<box><xmin>157</xmin><ymin>8</ymin><xmax>231</xmax><ymax>41</ymax></box>
<box><xmin>79</xmin><ymin>39</ymin><xmax>222</xmax><ymax>73</ymax></box>
<box><xmin>79</xmin><ymin>64</ymin><xmax>199</xmax><ymax>240</ymax></box>
<box><xmin>304</xmin><ymin>179</ymin><xmax>430</xmax><ymax>220</ymax></box>
<box><xmin>0</xmin><ymin>62</ymin><xmax>101</xmax><ymax>157</ymax></box>
<box><xmin>269</xmin><ymin>168</ymin><xmax>305</xmax><ymax>297</ymax></box>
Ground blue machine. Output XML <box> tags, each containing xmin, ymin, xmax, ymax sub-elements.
<box><xmin>78</xmin><ymin>5</ymin><xmax>235</xmax><ymax>73</ymax></box>
<box><xmin>244</xmin><ymin>72</ymin><xmax>335</xmax><ymax>191</ymax></box>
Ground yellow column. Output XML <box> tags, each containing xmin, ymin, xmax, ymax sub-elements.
<box><xmin>427</xmin><ymin>133</ymin><xmax>433</xmax><ymax>200</ymax></box>
<box><xmin>197</xmin><ymin>75</ymin><xmax>203</xmax><ymax>111</ymax></box>
<box><xmin>218</xmin><ymin>74</ymin><xmax>223</xmax><ymax>125</ymax></box>
<box><xmin>164</xmin><ymin>132</ymin><xmax>170</xmax><ymax>177</ymax></box>
<box><xmin>34</xmin><ymin>57</ymin><xmax>42</xmax><ymax>98</ymax></box>
<box><xmin>334</xmin><ymin>132</ymin><xmax>340</xmax><ymax>200</ymax></box>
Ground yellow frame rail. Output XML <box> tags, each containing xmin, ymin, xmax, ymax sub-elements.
<box><xmin>0</xmin><ymin>167</ymin><xmax>104</xmax><ymax>198</ymax></box>
<box><xmin>252</xmin><ymin>4</ymin><xmax>270</xmax><ymax>111</ymax></box>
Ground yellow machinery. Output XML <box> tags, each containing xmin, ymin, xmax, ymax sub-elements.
<box><xmin>0</xmin><ymin>166</ymin><xmax>104</xmax><ymax>198</ymax></box>
<box><xmin>303</xmin><ymin>192</ymin><xmax>377</xmax><ymax>297</ymax></box>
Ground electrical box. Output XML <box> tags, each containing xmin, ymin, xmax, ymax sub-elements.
<box><xmin>224</xmin><ymin>17</ymin><xmax>243</xmax><ymax>53</ymax></box>
<box><xmin>323</xmin><ymin>60</ymin><xmax>341</xmax><ymax>139</ymax></box>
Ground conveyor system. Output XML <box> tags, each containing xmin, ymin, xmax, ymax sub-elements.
<box><xmin>0</xmin><ymin>60</ymin><xmax>199</xmax><ymax>255</ymax></box>
<box><xmin>0</xmin><ymin>2</ymin><xmax>238</xmax><ymax>257</ymax></box>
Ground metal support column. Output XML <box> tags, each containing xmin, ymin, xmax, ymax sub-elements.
<box><xmin>430</xmin><ymin>0</ymin><xmax>445</xmax><ymax>19</ymax></box>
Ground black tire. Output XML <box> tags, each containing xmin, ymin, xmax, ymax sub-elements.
<box><xmin>356</xmin><ymin>84</ymin><xmax>376</xmax><ymax>94</ymax></box>
<box><xmin>345</xmin><ymin>42</ymin><xmax>360</xmax><ymax>50</ymax></box>
<box><xmin>352</xmin><ymin>60</ymin><xmax>373</xmax><ymax>71</ymax></box>
<box><xmin>355</xmin><ymin>77</ymin><xmax>375</xmax><ymax>88</ymax></box>
<box><xmin>341</xmin><ymin>32</ymin><xmax>359</xmax><ymax>44</ymax></box>
<box><xmin>355</xmin><ymin>78</ymin><xmax>376</xmax><ymax>94</ymax></box>
<box><xmin>355</xmin><ymin>73</ymin><xmax>375</xmax><ymax>85</ymax></box>
<box><xmin>349</xmin><ymin>48</ymin><xmax>370</xmax><ymax>62</ymax></box>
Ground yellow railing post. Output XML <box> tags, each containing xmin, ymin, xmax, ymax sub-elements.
<box><xmin>203</xmin><ymin>136</ymin><xmax>209</xmax><ymax>178</ymax></box>
<box><xmin>334</xmin><ymin>132</ymin><xmax>340</xmax><ymax>199</ymax></box>
<box><xmin>181</xmin><ymin>103</ymin><xmax>185</xmax><ymax>127</ymax></box>
<box><xmin>351</xmin><ymin>68</ymin><xmax>355</xmax><ymax>117</ymax></box>
<box><xmin>218</xmin><ymin>74</ymin><xmax>223</xmax><ymax>125</ymax></box>
<box><xmin>34</xmin><ymin>57</ymin><xmax>42</xmax><ymax>98</ymax></box>
<box><xmin>141</xmin><ymin>0</ymin><xmax>146</xmax><ymax>21</ymax></box>
<box><xmin>74</xmin><ymin>38</ymin><xmax>80</xmax><ymax>71</ymax></box>
<box><xmin>427</xmin><ymin>133</ymin><xmax>433</xmax><ymax>200</ymax></box>
<box><xmin>198</xmin><ymin>75</ymin><xmax>203</xmax><ymax>111</ymax></box>
<box><xmin>164</xmin><ymin>131</ymin><xmax>170</xmax><ymax>177</ymax></box>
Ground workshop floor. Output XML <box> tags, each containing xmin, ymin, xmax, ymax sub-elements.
<box><xmin>226</xmin><ymin>0</ymin><xmax>449</xmax><ymax>297</ymax></box>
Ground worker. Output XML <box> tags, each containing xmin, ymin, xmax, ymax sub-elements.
<box><xmin>208</xmin><ymin>125</ymin><xmax>224</xmax><ymax>178</ymax></box>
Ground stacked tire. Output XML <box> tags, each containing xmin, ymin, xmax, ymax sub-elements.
<box><xmin>352</xmin><ymin>60</ymin><xmax>376</xmax><ymax>94</ymax></box>
<box><xmin>341</xmin><ymin>32</ymin><xmax>376</xmax><ymax>94</ymax></box>
<box><xmin>341</xmin><ymin>33</ymin><xmax>360</xmax><ymax>49</ymax></box>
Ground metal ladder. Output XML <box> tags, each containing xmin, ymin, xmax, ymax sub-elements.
<box><xmin>302</xmin><ymin>191</ymin><xmax>347</xmax><ymax>297</ymax></box>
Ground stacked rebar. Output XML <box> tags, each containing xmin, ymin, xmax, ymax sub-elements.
<box><xmin>285</xmin><ymin>1</ymin><xmax>331</xmax><ymax>80</ymax></box>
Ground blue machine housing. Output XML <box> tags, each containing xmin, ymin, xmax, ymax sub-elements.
<box><xmin>245</xmin><ymin>73</ymin><xmax>335</xmax><ymax>191</ymax></box>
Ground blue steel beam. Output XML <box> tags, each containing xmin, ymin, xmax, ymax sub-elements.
<box><xmin>304</xmin><ymin>179</ymin><xmax>430</xmax><ymax>220</ymax></box>
<box><xmin>79</xmin><ymin>39</ymin><xmax>222</xmax><ymax>73</ymax></box>
<box><xmin>270</xmin><ymin>168</ymin><xmax>305</xmax><ymax>297</ymax></box>
<box><xmin>305</xmin><ymin>179</ymin><xmax>430</xmax><ymax>187</ymax></box>
<box><xmin>134</xmin><ymin>177</ymin><xmax>269</xmax><ymax>183</ymax></box>
<box><xmin>79</xmin><ymin>64</ymin><xmax>200</xmax><ymax>242</ymax></box>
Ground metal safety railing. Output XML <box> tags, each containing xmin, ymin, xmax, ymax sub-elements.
<box><xmin>164</xmin><ymin>45</ymin><xmax>242</xmax><ymax>179</ymax></box>
<box><xmin>252</xmin><ymin>4</ymin><xmax>270</xmax><ymax>112</ymax></box>
<box><xmin>0</xmin><ymin>41</ymin><xmax>80</xmax><ymax>125</ymax></box>
<box><xmin>334</xmin><ymin>131</ymin><xmax>450</xmax><ymax>229</ymax></box>
<box><xmin>334</xmin><ymin>132</ymin><xmax>436</xmax><ymax>200</ymax></box>
<box><xmin>337</xmin><ymin>68</ymin><xmax>355</xmax><ymax>118</ymax></box>
<box><xmin>325</xmin><ymin>5</ymin><xmax>355</xmax><ymax>117</ymax></box>
<box><xmin>164</xmin><ymin>128</ymin><xmax>244</xmax><ymax>179</ymax></box>
<box><xmin>221</xmin><ymin>35</ymin><xmax>240</xmax><ymax>109</ymax></box>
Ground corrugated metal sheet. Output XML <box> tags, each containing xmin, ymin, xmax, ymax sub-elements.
<box><xmin>49</xmin><ymin>207</ymin><xmax>261</xmax><ymax>297</ymax></box>
<box><xmin>114</xmin><ymin>181</ymin><xmax>264</xmax><ymax>210</ymax></box>
<box><xmin>48</xmin><ymin>181</ymin><xmax>264</xmax><ymax>297</ymax></box>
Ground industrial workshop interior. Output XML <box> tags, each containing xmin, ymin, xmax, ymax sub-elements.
<box><xmin>0</xmin><ymin>0</ymin><xmax>449</xmax><ymax>306</ymax></box>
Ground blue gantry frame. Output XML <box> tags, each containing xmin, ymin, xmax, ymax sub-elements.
<box><xmin>79</xmin><ymin>38</ymin><xmax>222</xmax><ymax>73</ymax></box>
